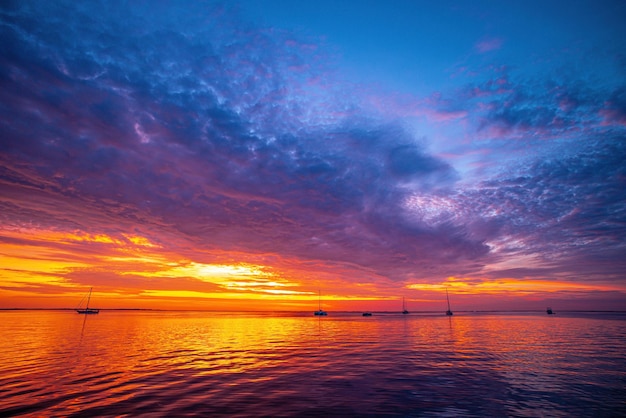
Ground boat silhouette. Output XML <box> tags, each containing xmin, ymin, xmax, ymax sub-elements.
<box><xmin>314</xmin><ymin>289</ymin><xmax>327</xmax><ymax>316</ymax></box>
<box><xmin>76</xmin><ymin>287</ymin><xmax>99</xmax><ymax>314</ymax></box>
<box><xmin>445</xmin><ymin>287</ymin><xmax>453</xmax><ymax>316</ymax></box>
<box><xmin>402</xmin><ymin>297</ymin><xmax>409</xmax><ymax>314</ymax></box>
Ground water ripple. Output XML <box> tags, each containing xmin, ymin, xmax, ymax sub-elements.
<box><xmin>1</xmin><ymin>311</ymin><xmax>625</xmax><ymax>417</ymax></box>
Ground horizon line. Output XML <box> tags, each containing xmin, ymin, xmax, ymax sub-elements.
<box><xmin>2</xmin><ymin>308</ymin><xmax>625</xmax><ymax>314</ymax></box>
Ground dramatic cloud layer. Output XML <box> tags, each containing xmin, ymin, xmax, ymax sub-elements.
<box><xmin>1</xmin><ymin>1</ymin><xmax>625</xmax><ymax>310</ymax></box>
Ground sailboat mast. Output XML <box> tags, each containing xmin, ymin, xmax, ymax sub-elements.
<box><xmin>318</xmin><ymin>289</ymin><xmax>321</xmax><ymax>310</ymax></box>
<box><xmin>446</xmin><ymin>288</ymin><xmax>451</xmax><ymax>311</ymax></box>
<box><xmin>402</xmin><ymin>296</ymin><xmax>409</xmax><ymax>314</ymax></box>
<box><xmin>86</xmin><ymin>287</ymin><xmax>92</xmax><ymax>309</ymax></box>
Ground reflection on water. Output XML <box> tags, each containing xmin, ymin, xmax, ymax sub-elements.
<box><xmin>1</xmin><ymin>311</ymin><xmax>625</xmax><ymax>417</ymax></box>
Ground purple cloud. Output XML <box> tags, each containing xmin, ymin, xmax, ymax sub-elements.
<box><xmin>1</xmin><ymin>0</ymin><xmax>625</xmax><ymax>306</ymax></box>
<box><xmin>475</xmin><ymin>38</ymin><xmax>504</xmax><ymax>54</ymax></box>
<box><xmin>1</xmin><ymin>1</ymin><xmax>472</xmax><ymax>283</ymax></box>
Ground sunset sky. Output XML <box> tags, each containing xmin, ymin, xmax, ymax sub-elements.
<box><xmin>1</xmin><ymin>0</ymin><xmax>625</xmax><ymax>311</ymax></box>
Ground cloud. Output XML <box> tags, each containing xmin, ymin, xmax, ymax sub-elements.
<box><xmin>1</xmin><ymin>0</ymin><xmax>625</xmax><ymax>306</ymax></box>
<box><xmin>459</xmin><ymin>136</ymin><xmax>626</xmax><ymax>281</ymax></box>
<box><xmin>0</xmin><ymin>0</ymin><xmax>478</xmax><ymax>285</ymax></box>
<box><xmin>475</xmin><ymin>38</ymin><xmax>504</xmax><ymax>54</ymax></box>
<box><xmin>599</xmin><ymin>87</ymin><xmax>626</xmax><ymax>127</ymax></box>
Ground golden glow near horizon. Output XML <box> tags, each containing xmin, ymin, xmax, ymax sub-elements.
<box><xmin>0</xmin><ymin>227</ymin><xmax>316</xmax><ymax>304</ymax></box>
<box><xmin>125</xmin><ymin>261</ymin><xmax>310</xmax><ymax>297</ymax></box>
<box><xmin>1</xmin><ymin>226</ymin><xmax>624</xmax><ymax>309</ymax></box>
<box><xmin>408</xmin><ymin>276</ymin><xmax>623</xmax><ymax>295</ymax></box>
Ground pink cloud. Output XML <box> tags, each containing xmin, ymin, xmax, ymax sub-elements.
<box><xmin>599</xmin><ymin>106</ymin><xmax>626</xmax><ymax>127</ymax></box>
<box><xmin>475</xmin><ymin>38</ymin><xmax>504</xmax><ymax>53</ymax></box>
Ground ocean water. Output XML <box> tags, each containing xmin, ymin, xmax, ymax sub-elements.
<box><xmin>1</xmin><ymin>310</ymin><xmax>625</xmax><ymax>417</ymax></box>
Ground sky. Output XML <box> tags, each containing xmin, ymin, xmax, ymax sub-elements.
<box><xmin>1</xmin><ymin>0</ymin><xmax>625</xmax><ymax>311</ymax></box>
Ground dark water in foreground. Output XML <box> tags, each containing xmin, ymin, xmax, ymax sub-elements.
<box><xmin>1</xmin><ymin>311</ymin><xmax>625</xmax><ymax>417</ymax></box>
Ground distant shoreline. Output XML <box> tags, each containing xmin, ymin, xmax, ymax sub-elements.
<box><xmin>1</xmin><ymin>308</ymin><xmax>625</xmax><ymax>314</ymax></box>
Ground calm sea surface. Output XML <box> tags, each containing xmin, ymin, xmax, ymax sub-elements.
<box><xmin>1</xmin><ymin>310</ymin><xmax>625</xmax><ymax>417</ymax></box>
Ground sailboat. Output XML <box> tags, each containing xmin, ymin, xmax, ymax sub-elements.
<box><xmin>546</xmin><ymin>307</ymin><xmax>555</xmax><ymax>315</ymax></box>
<box><xmin>76</xmin><ymin>287</ymin><xmax>99</xmax><ymax>314</ymax></box>
<box><xmin>402</xmin><ymin>297</ymin><xmax>409</xmax><ymax>314</ymax></box>
<box><xmin>445</xmin><ymin>287</ymin><xmax>453</xmax><ymax>316</ymax></box>
<box><xmin>314</xmin><ymin>289</ymin><xmax>327</xmax><ymax>316</ymax></box>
